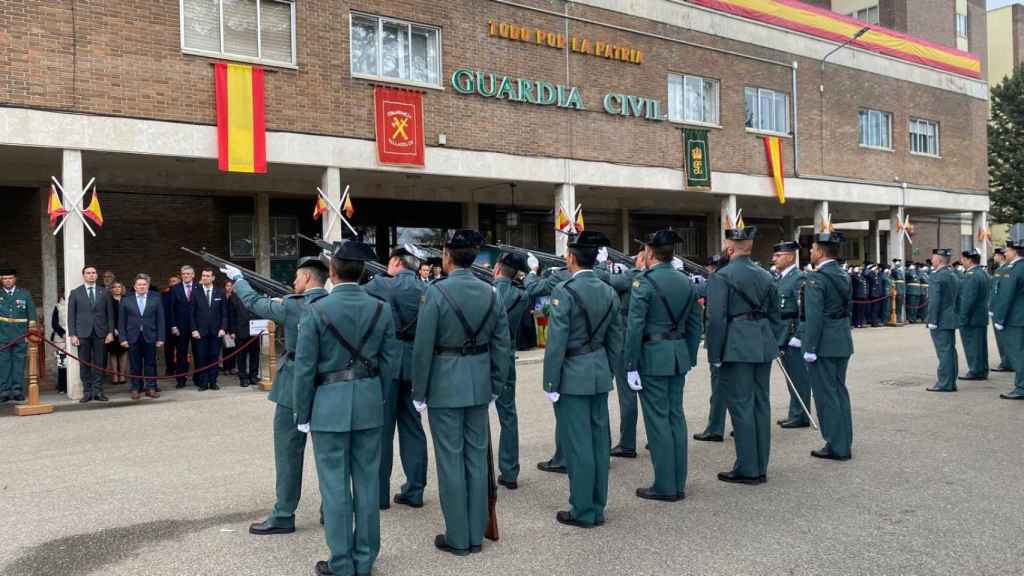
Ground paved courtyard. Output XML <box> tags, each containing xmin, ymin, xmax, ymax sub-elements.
<box><xmin>2</xmin><ymin>324</ymin><xmax>1022</xmax><ymax>576</ymax></box>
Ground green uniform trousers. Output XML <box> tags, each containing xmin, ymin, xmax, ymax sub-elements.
<box><xmin>930</xmin><ymin>329</ymin><xmax>958</xmax><ymax>390</ymax></box>
<box><xmin>379</xmin><ymin>379</ymin><xmax>428</xmax><ymax>507</ymax></box>
<box><xmin>638</xmin><ymin>375</ymin><xmax>687</xmax><ymax>497</ymax></box>
<box><xmin>312</xmin><ymin>427</ymin><xmax>381</xmax><ymax>576</ymax></box>
<box><xmin>702</xmin><ymin>364</ymin><xmax>728</xmax><ymax>436</ymax></box>
<box><xmin>555</xmin><ymin>392</ymin><xmax>610</xmax><ymax>526</ymax></box>
<box><xmin>882</xmin><ymin>293</ymin><xmax>892</xmax><ymax>324</ymax></box>
<box><xmin>1002</xmin><ymin>327</ymin><xmax>1024</xmax><ymax>394</ymax></box>
<box><xmin>905</xmin><ymin>294</ymin><xmax>919</xmax><ymax>323</ymax></box>
<box><xmin>808</xmin><ymin>357</ymin><xmax>852</xmax><ymax>457</ymax></box>
<box><xmin>546</xmin><ymin>405</ymin><xmax>566</xmax><ymax>467</ymax></box>
<box><xmin>782</xmin><ymin>348</ymin><xmax>812</xmax><ymax>425</ymax></box>
<box><xmin>959</xmin><ymin>326</ymin><xmax>989</xmax><ymax>378</ymax></box>
<box><xmin>896</xmin><ymin>292</ymin><xmax>905</xmax><ymax>323</ymax></box>
<box><xmin>495</xmin><ymin>367</ymin><xmax>519</xmax><ymax>483</ymax></box>
<box><xmin>916</xmin><ymin>297</ymin><xmax>928</xmax><ymax>323</ymax></box>
<box><xmin>270</xmin><ymin>404</ymin><xmax>308</xmax><ymax>527</ymax></box>
<box><xmin>719</xmin><ymin>362</ymin><xmax>771</xmax><ymax>478</ymax></box>
<box><xmin>994</xmin><ymin>326</ymin><xmax>1013</xmax><ymax>371</ymax></box>
<box><xmin>428</xmin><ymin>405</ymin><xmax>489</xmax><ymax>551</ymax></box>
<box><xmin>0</xmin><ymin>339</ymin><xmax>27</xmax><ymax>398</ymax></box>
<box><xmin>614</xmin><ymin>358</ymin><xmax>638</xmax><ymax>451</ymax></box>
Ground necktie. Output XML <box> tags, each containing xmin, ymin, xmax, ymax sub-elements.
<box><xmin>186</xmin><ymin>284</ymin><xmax>192</xmax><ymax>300</ymax></box>
<box><xmin>207</xmin><ymin>289</ymin><xmax>212</xmax><ymax>306</ymax></box>
<box><xmin>88</xmin><ymin>286</ymin><xmax>95</xmax><ymax>305</ymax></box>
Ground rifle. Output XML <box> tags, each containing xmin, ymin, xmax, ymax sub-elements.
<box><xmin>181</xmin><ymin>247</ymin><xmax>292</xmax><ymax>298</ymax></box>
<box><xmin>296</xmin><ymin>233</ymin><xmax>388</xmax><ymax>278</ymax></box>
<box><xmin>417</xmin><ymin>245</ymin><xmax>494</xmax><ymax>283</ymax></box>
<box><xmin>484</xmin><ymin>429</ymin><xmax>499</xmax><ymax>541</ymax></box>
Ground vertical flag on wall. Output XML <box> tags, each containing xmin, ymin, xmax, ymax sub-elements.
<box><xmin>683</xmin><ymin>128</ymin><xmax>711</xmax><ymax>190</ymax></box>
<box><xmin>374</xmin><ymin>86</ymin><xmax>425</xmax><ymax>167</ymax></box>
<box><xmin>215</xmin><ymin>63</ymin><xmax>267</xmax><ymax>173</ymax></box>
<box><xmin>763</xmin><ymin>136</ymin><xmax>785</xmax><ymax>204</ymax></box>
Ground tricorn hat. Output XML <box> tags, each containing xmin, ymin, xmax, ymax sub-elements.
<box><xmin>445</xmin><ymin>229</ymin><xmax>486</xmax><ymax>249</ymax></box>
<box><xmin>933</xmin><ymin>248</ymin><xmax>952</xmax><ymax>258</ymax></box>
<box><xmin>646</xmin><ymin>229</ymin><xmax>683</xmax><ymax>248</ymax></box>
<box><xmin>332</xmin><ymin>240</ymin><xmax>377</xmax><ymax>262</ymax></box>
<box><xmin>773</xmin><ymin>241</ymin><xmax>799</xmax><ymax>253</ymax></box>
<box><xmin>296</xmin><ymin>256</ymin><xmax>328</xmax><ymax>271</ymax></box>
<box><xmin>568</xmin><ymin>230</ymin><xmax>611</xmax><ymax>248</ymax></box>
<box><xmin>725</xmin><ymin>226</ymin><xmax>758</xmax><ymax>241</ymax></box>
<box><xmin>813</xmin><ymin>231</ymin><xmax>845</xmax><ymax>245</ymax></box>
<box><xmin>498</xmin><ymin>252</ymin><xmax>530</xmax><ymax>273</ymax></box>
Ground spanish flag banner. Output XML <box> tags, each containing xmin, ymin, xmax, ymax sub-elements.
<box><xmin>763</xmin><ymin>136</ymin><xmax>785</xmax><ymax>205</ymax></box>
<box><xmin>83</xmin><ymin>188</ymin><xmax>104</xmax><ymax>227</ymax></box>
<box><xmin>313</xmin><ymin>196</ymin><xmax>328</xmax><ymax>220</ymax></box>
<box><xmin>215</xmin><ymin>63</ymin><xmax>267</xmax><ymax>173</ymax></box>
<box><xmin>689</xmin><ymin>0</ymin><xmax>981</xmax><ymax>78</ymax></box>
<box><xmin>342</xmin><ymin>192</ymin><xmax>355</xmax><ymax>219</ymax></box>
<box><xmin>555</xmin><ymin>207</ymin><xmax>572</xmax><ymax>232</ymax></box>
<box><xmin>574</xmin><ymin>206</ymin><xmax>585</xmax><ymax>233</ymax></box>
<box><xmin>47</xmin><ymin>185</ymin><xmax>67</xmax><ymax>228</ymax></box>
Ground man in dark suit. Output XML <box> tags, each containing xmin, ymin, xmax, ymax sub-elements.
<box><xmin>162</xmin><ymin>275</ymin><xmax>180</xmax><ymax>377</ymax></box>
<box><xmin>119</xmin><ymin>273</ymin><xmax>165</xmax><ymax>400</ymax></box>
<box><xmin>68</xmin><ymin>265</ymin><xmax>115</xmax><ymax>403</ymax></box>
<box><xmin>169</xmin><ymin>265</ymin><xmax>197</xmax><ymax>388</ymax></box>
<box><xmin>225</xmin><ymin>279</ymin><xmax>260</xmax><ymax>387</ymax></box>
<box><xmin>191</xmin><ymin>268</ymin><xmax>227</xmax><ymax>390</ymax></box>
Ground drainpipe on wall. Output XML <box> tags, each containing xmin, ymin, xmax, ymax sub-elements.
<box><xmin>791</xmin><ymin>61</ymin><xmax>800</xmax><ymax>178</ymax></box>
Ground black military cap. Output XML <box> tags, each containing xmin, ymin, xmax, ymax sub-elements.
<box><xmin>296</xmin><ymin>256</ymin><xmax>328</xmax><ymax>271</ymax></box>
<box><xmin>498</xmin><ymin>252</ymin><xmax>529</xmax><ymax>273</ymax></box>
<box><xmin>568</xmin><ymin>230</ymin><xmax>611</xmax><ymax>248</ymax></box>
<box><xmin>445</xmin><ymin>229</ymin><xmax>485</xmax><ymax>249</ymax></box>
<box><xmin>994</xmin><ymin>247</ymin><xmax>1005</xmax><ymax>255</ymax></box>
<box><xmin>332</xmin><ymin>240</ymin><xmax>377</xmax><ymax>262</ymax></box>
<box><xmin>1007</xmin><ymin>238</ymin><xmax>1024</xmax><ymax>250</ymax></box>
<box><xmin>724</xmin><ymin>226</ymin><xmax>758</xmax><ymax>241</ymax></box>
<box><xmin>892</xmin><ymin>258</ymin><xmax>903</xmax><ymax>264</ymax></box>
<box><xmin>707</xmin><ymin>254</ymin><xmax>727</xmax><ymax>267</ymax></box>
<box><xmin>961</xmin><ymin>249</ymin><xmax>981</xmax><ymax>262</ymax></box>
<box><xmin>814</xmin><ymin>231</ymin><xmax>844</xmax><ymax>245</ymax></box>
<box><xmin>647</xmin><ymin>229</ymin><xmax>683</xmax><ymax>247</ymax></box>
<box><xmin>932</xmin><ymin>248</ymin><xmax>952</xmax><ymax>257</ymax></box>
<box><xmin>773</xmin><ymin>241</ymin><xmax>799</xmax><ymax>253</ymax></box>
<box><xmin>0</xmin><ymin>267</ymin><xmax>15</xmax><ymax>276</ymax></box>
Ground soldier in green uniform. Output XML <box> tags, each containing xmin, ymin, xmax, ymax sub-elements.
<box><xmin>892</xmin><ymin>260</ymin><xmax>906</xmax><ymax>323</ymax></box>
<box><xmin>0</xmin><ymin>268</ymin><xmax>37</xmax><ymax>403</ymax></box>
<box><xmin>605</xmin><ymin>245</ymin><xmax>644</xmax><ymax>459</ymax></box>
<box><xmin>412</xmin><ymin>229</ymin><xmax>511</xmax><ymax>554</ymax></box>
<box><xmin>491</xmin><ymin>252</ymin><xmax>532</xmax><ymax>489</ymax></box>
<box><xmin>990</xmin><ymin>248</ymin><xmax>1014</xmax><ymax>373</ymax></box>
<box><xmin>705</xmin><ymin>226</ymin><xmax>782</xmax><ymax>484</ymax></box>
<box><xmin>293</xmin><ymin>240</ymin><xmax>402</xmax><ymax>576</ymax></box>
<box><xmin>957</xmin><ymin>249</ymin><xmax>990</xmax><ymax>382</ymax></box>
<box><xmin>881</xmin><ymin>265</ymin><xmax>893</xmax><ymax>325</ymax></box>
<box><xmin>992</xmin><ymin>238</ymin><xmax>1024</xmax><ymax>400</ymax></box>
<box><xmin>925</xmin><ymin>249</ymin><xmax>960</xmax><ymax>392</ymax></box>
<box><xmin>694</xmin><ymin>255</ymin><xmax>730</xmax><ymax>442</ymax></box>
<box><xmin>905</xmin><ymin>265</ymin><xmax>921</xmax><ymax>323</ymax></box>
<box><xmin>803</xmin><ymin>231</ymin><xmax>855</xmax><ymax>461</ymax></box>
<box><xmin>542</xmin><ymin>230</ymin><xmax>622</xmax><ymax>526</ymax></box>
<box><xmin>917</xmin><ymin>265</ymin><xmax>931</xmax><ymax>323</ymax></box>
<box><xmin>772</xmin><ymin>241</ymin><xmax>812</xmax><ymax>429</ymax></box>
<box><xmin>624</xmin><ymin>230</ymin><xmax>700</xmax><ymax>501</ymax></box>
<box><xmin>363</xmin><ymin>245</ymin><xmax>430</xmax><ymax>509</ymax></box>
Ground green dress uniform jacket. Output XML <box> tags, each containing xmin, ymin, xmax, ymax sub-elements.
<box><xmin>881</xmin><ymin>272</ymin><xmax>893</xmax><ymax>325</ymax></box>
<box><xmin>364</xmin><ymin>269</ymin><xmax>430</xmax><ymax>507</ymax></box>
<box><xmin>957</xmin><ymin>266</ymin><xmax>990</xmax><ymax>378</ymax></box>
<box><xmin>292</xmin><ymin>283</ymin><xmax>402</xmax><ymax>576</ymax></box>
<box><xmin>991</xmin><ymin>258</ymin><xmax>1024</xmax><ymax>395</ymax></box>
<box><xmin>412</xmin><ymin>268</ymin><xmax>512</xmax><ymax>552</ymax></box>
<box><xmin>492</xmin><ymin>275</ymin><xmax>531</xmax><ymax>483</ymax></box>
<box><xmin>893</xmin><ymin>267</ymin><xmax>906</xmax><ymax>322</ymax></box>
<box><xmin>926</xmin><ymin>266</ymin><xmax>960</xmax><ymax>391</ymax></box>
<box><xmin>990</xmin><ymin>263</ymin><xmax>1014</xmax><ymax>371</ymax></box>
<box><xmin>906</xmin><ymin>269</ymin><xmax>922</xmax><ymax>323</ymax></box>
<box><xmin>0</xmin><ymin>286</ymin><xmax>36</xmax><ymax>400</ymax></box>
<box><xmin>606</xmin><ymin>264</ymin><xmax>643</xmax><ymax>452</ymax></box>
<box><xmin>777</xmin><ymin>267</ymin><xmax>812</xmax><ymax>425</ymax></box>
<box><xmin>624</xmin><ymin>262</ymin><xmax>700</xmax><ymax>497</ymax></box>
<box><xmin>695</xmin><ymin>276</ymin><xmax>728</xmax><ymax>437</ymax></box>
<box><xmin>802</xmin><ymin>260</ymin><xmax>854</xmax><ymax>458</ymax></box>
<box><xmin>705</xmin><ymin>255</ymin><xmax>782</xmax><ymax>479</ymax></box>
<box><xmin>543</xmin><ymin>269</ymin><xmax>623</xmax><ymax>525</ymax></box>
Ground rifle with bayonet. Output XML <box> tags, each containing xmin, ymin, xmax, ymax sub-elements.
<box><xmin>181</xmin><ymin>247</ymin><xmax>292</xmax><ymax>298</ymax></box>
<box><xmin>297</xmin><ymin>233</ymin><xmax>388</xmax><ymax>278</ymax></box>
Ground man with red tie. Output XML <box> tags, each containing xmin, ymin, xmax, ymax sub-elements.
<box><xmin>168</xmin><ymin>266</ymin><xmax>197</xmax><ymax>388</ymax></box>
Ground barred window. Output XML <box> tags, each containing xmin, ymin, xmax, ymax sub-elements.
<box><xmin>181</xmin><ymin>0</ymin><xmax>296</xmax><ymax>66</ymax></box>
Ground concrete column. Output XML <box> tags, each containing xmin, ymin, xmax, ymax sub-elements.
<box><xmin>973</xmin><ymin>211</ymin><xmax>989</xmax><ymax>265</ymax></box>
<box><xmin>39</xmin><ymin>187</ymin><xmax>58</xmax><ymax>380</ymax></box>
<box><xmin>255</xmin><ymin>192</ymin><xmax>271</xmax><ymax>277</ymax></box>
<box><xmin>813</xmin><ymin>200</ymin><xmax>830</xmax><ymax>234</ymax></box>
<box><xmin>716</xmin><ymin>194</ymin><xmax>737</xmax><ymax>253</ymax></box>
<box><xmin>462</xmin><ymin>200</ymin><xmax>480</xmax><ymax>230</ymax></box>
<box><xmin>868</xmin><ymin>220</ymin><xmax>880</xmax><ymax>263</ymax></box>
<box><xmin>783</xmin><ymin>215</ymin><xmax>797</xmax><ymax>242</ymax></box>
<box><xmin>321</xmin><ymin>167</ymin><xmax>342</xmax><ymax>243</ymax></box>
<box><xmin>62</xmin><ymin>150</ymin><xmax>85</xmax><ymax>400</ymax></box>
<box><xmin>619</xmin><ymin>208</ymin><xmax>630</xmax><ymax>253</ymax></box>
<box><xmin>554</xmin><ymin>183</ymin><xmax>575</xmax><ymax>256</ymax></box>
<box><xmin>888</xmin><ymin>206</ymin><xmax>905</xmax><ymax>265</ymax></box>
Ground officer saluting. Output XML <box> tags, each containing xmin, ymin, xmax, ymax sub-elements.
<box><xmin>705</xmin><ymin>224</ymin><xmax>781</xmax><ymax>485</ymax></box>
<box><xmin>803</xmin><ymin>231</ymin><xmax>854</xmax><ymax>461</ymax></box>
<box><xmin>925</xmin><ymin>249</ymin><xmax>960</xmax><ymax>393</ymax></box>
<box><xmin>412</xmin><ymin>229</ymin><xmax>512</xmax><ymax>555</ymax></box>
<box><xmin>772</xmin><ymin>241</ymin><xmax>812</xmax><ymax>429</ymax></box>
<box><xmin>991</xmin><ymin>237</ymin><xmax>1024</xmax><ymax>400</ymax></box>
<box><xmin>0</xmin><ymin>268</ymin><xmax>36</xmax><ymax>403</ymax></box>
<box><xmin>292</xmin><ymin>240</ymin><xmax>402</xmax><ymax>576</ymax></box>
<box><xmin>624</xmin><ymin>230</ymin><xmax>700</xmax><ymax>501</ymax></box>
<box><xmin>957</xmin><ymin>249</ymin><xmax>990</xmax><ymax>382</ymax></box>
<box><xmin>222</xmin><ymin>257</ymin><xmax>328</xmax><ymax>535</ymax></box>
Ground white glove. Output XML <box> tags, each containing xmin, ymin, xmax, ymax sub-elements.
<box><xmin>413</xmin><ymin>400</ymin><xmax>428</xmax><ymax>413</ymax></box>
<box><xmin>490</xmin><ymin>394</ymin><xmax>498</xmax><ymax>404</ymax></box>
<box><xmin>803</xmin><ymin>352</ymin><xmax>818</xmax><ymax>363</ymax></box>
<box><xmin>546</xmin><ymin>391</ymin><xmax>560</xmax><ymax>403</ymax></box>
<box><xmin>220</xmin><ymin>265</ymin><xmax>243</xmax><ymax>281</ymax></box>
<box><xmin>712</xmin><ymin>363</ymin><xmax>722</xmax><ymax>368</ymax></box>
<box><xmin>527</xmin><ymin>253</ymin><xmax>540</xmax><ymax>273</ymax></box>
<box><xmin>626</xmin><ymin>371</ymin><xmax>643</xmax><ymax>391</ymax></box>
<box><xmin>788</xmin><ymin>337</ymin><xmax>802</xmax><ymax>348</ymax></box>
<box><xmin>297</xmin><ymin>423</ymin><xmax>310</xmax><ymax>434</ymax></box>
<box><xmin>927</xmin><ymin>324</ymin><xmax>938</xmax><ymax>330</ymax></box>
<box><xmin>596</xmin><ymin>247</ymin><xmax>609</xmax><ymax>264</ymax></box>
<box><xmin>995</xmin><ymin>323</ymin><xmax>1005</xmax><ymax>331</ymax></box>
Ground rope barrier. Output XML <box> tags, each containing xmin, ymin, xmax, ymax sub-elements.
<box><xmin>851</xmin><ymin>296</ymin><xmax>891</xmax><ymax>304</ymax></box>
<box><xmin>36</xmin><ymin>331</ymin><xmax>266</xmax><ymax>381</ymax></box>
<box><xmin>0</xmin><ymin>332</ymin><xmax>30</xmax><ymax>352</ymax></box>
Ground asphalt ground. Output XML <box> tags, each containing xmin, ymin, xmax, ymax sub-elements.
<box><xmin>2</xmin><ymin>323</ymin><xmax>1022</xmax><ymax>576</ymax></box>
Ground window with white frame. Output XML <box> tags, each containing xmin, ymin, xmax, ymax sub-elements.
<box><xmin>350</xmin><ymin>12</ymin><xmax>442</xmax><ymax>87</ymax></box>
<box><xmin>955</xmin><ymin>13</ymin><xmax>968</xmax><ymax>39</ymax></box>
<box><xmin>668</xmin><ymin>73</ymin><xmax>720</xmax><ymax>126</ymax></box>
<box><xmin>744</xmin><ymin>87</ymin><xmax>789</xmax><ymax>135</ymax></box>
<box><xmin>849</xmin><ymin>6</ymin><xmax>879</xmax><ymax>25</ymax></box>
<box><xmin>181</xmin><ymin>0</ymin><xmax>295</xmax><ymax>66</ymax></box>
<box><xmin>858</xmin><ymin>109</ymin><xmax>893</xmax><ymax>150</ymax></box>
<box><xmin>909</xmin><ymin>118</ymin><xmax>939</xmax><ymax>157</ymax></box>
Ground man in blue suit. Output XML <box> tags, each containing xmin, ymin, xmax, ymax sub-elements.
<box><xmin>119</xmin><ymin>273</ymin><xmax>165</xmax><ymax>400</ymax></box>
<box><xmin>190</xmin><ymin>268</ymin><xmax>227</xmax><ymax>390</ymax></box>
<box><xmin>169</xmin><ymin>265</ymin><xmax>198</xmax><ymax>388</ymax></box>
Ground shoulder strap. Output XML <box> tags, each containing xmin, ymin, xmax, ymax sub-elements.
<box><xmin>563</xmin><ymin>284</ymin><xmax>615</xmax><ymax>345</ymax></box>
<box><xmin>434</xmin><ymin>282</ymin><xmax>497</xmax><ymax>344</ymax></box>
<box><xmin>820</xmin><ymin>269</ymin><xmax>851</xmax><ymax>309</ymax></box>
<box><xmin>315</xmin><ymin>301</ymin><xmax>384</xmax><ymax>368</ymax></box>
<box><xmin>718</xmin><ymin>272</ymin><xmax>763</xmax><ymax>313</ymax></box>
<box><xmin>643</xmin><ymin>272</ymin><xmax>685</xmax><ymax>329</ymax></box>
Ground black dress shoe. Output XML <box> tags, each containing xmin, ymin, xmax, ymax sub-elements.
<box><xmin>240</xmin><ymin>379</ymin><xmax>250</xmax><ymax>387</ymax></box>
<box><xmin>1000</xmin><ymin>391</ymin><xmax>1024</xmax><ymax>400</ymax></box>
<box><xmin>315</xmin><ymin>560</ymin><xmax>335</xmax><ymax>575</ymax></box>
<box><xmin>0</xmin><ymin>396</ymin><xmax>8</xmax><ymax>403</ymax></box>
<box><xmin>692</xmin><ymin>431</ymin><xmax>724</xmax><ymax>442</ymax></box>
<box><xmin>379</xmin><ymin>502</ymin><xmax>390</xmax><ymax>511</ymax></box>
<box><xmin>811</xmin><ymin>446</ymin><xmax>851</xmax><ymax>461</ymax></box>
<box><xmin>992</xmin><ymin>366</ymin><xmax>1014</xmax><ymax>372</ymax></box>
<box><xmin>175</xmin><ymin>382</ymin><xmax>186</xmax><ymax>389</ymax></box>
<box><xmin>470</xmin><ymin>544</ymin><xmax>482</xmax><ymax>554</ymax></box>
<box><xmin>958</xmin><ymin>375</ymin><xmax>987</xmax><ymax>381</ymax></box>
<box><xmin>209</xmin><ymin>382</ymin><xmax>220</xmax><ymax>391</ymax></box>
<box><xmin>393</xmin><ymin>494</ymin><xmax>423</xmax><ymax>508</ymax></box>
<box><xmin>498</xmin><ymin>477</ymin><xmax>518</xmax><ymax>490</ymax></box>
<box><xmin>926</xmin><ymin>385</ymin><xmax>955</xmax><ymax>392</ymax></box>
<box><xmin>555</xmin><ymin>510</ymin><xmax>593</xmax><ymax>528</ymax></box>
<box><xmin>537</xmin><ymin>460</ymin><xmax>567</xmax><ymax>474</ymax></box>
<box><xmin>758</xmin><ymin>475</ymin><xmax>767</xmax><ymax>484</ymax></box>
<box><xmin>320</xmin><ymin>510</ymin><xmax>324</xmax><ymax>525</ymax></box>
<box><xmin>635</xmin><ymin>487</ymin><xmax>683</xmax><ymax>502</ymax></box>
<box><xmin>434</xmin><ymin>534</ymin><xmax>470</xmax><ymax>556</ymax></box>
<box><xmin>778</xmin><ymin>419</ymin><xmax>810</xmax><ymax>429</ymax></box>
<box><xmin>610</xmin><ymin>445</ymin><xmax>637</xmax><ymax>458</ymax></box>
<box><xmin>249</xmin><ymin>519</ymin><xmax>295</xmax><ymax>535</ymax></box>
<box><xmin>717</xmin><ymin>471</ymin><xmax>762</xmax><ymax>485</ymax></box>
<box><xmin>79</xmin><ymin>395</ymin><xmax>92</xmax><ymax>403</ymax></box>
<box><xmin>94</xmin><ymin>394</ymin><xmax>109</xmax><ymax>402</ymax></box>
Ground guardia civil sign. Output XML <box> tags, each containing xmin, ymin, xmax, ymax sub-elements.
<box><xmin>450</xmin><ymin>68</ymin><xmax>584</xmax><ymax>110</ymax></box>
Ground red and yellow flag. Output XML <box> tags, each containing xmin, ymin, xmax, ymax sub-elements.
<box><xmin>555</xmin><ymin>207</ymin><xmax>572</xmax><ymax>232</ymax></box>
<box><xmin>215</xmin><ymin>63</ymin><xmax>267</xmax><ymax>174</ymax></box>
<box><xmin>83</xmin><ymin>188</ymin><xmax>104</xmax><ymax>227</ymax></box>
<box><xmin>342</xmin><ymin>193</ymin><xmax>355</xmax><ymax>219</ymax></box>
<box><xmin>313</xmin><ymin>196</ymin><xmax>328</xmax><ymax>220</ymax></box>
<box><xmin>763</xmin><ymin>136</ymin><xmax>785</xmax><ymax>205</ymax></box>
<box><xmin>574</xmin><ymin>207</ymin><xmax>585</xmax><ymax>233</ymax></box>
<box><xmin>47</xmin><ymin>185</ymin><xmax>67</xmax><ymax>227</ymax></box>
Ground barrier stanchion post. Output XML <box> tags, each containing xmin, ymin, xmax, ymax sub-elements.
<box><xmin>15</xmin><ymin>322</ymin><xmax>54</xmax><ymax>416</ymax></box>
<box><xmin>886</xmin><ymin>286</ymin><xmax>899</xmax><ymax>326</ymax></box>
<box><xmin>259</xmin><ymin>322</ymin><xmax>275</xmax><ymax>391</ymax></box>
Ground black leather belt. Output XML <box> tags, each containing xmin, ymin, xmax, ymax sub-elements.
<box><xmin>730</xmin><ymin>312</ymin><xmax>765</xmax><ymax>320</ymax></box>
<box><xmin>566</xmin><ymin>343</ymin><xmax>604</xmax><ymax>357</ymax></box>
<box><xmin>315</xmin><ymin>365</ymin><xmax>378</xmax><ymax>386</ymax></box>
<box><xmin>644</xmin><ymin>331</ymin><xmax>684</xmax><ymax>343</ymax></box>
<box><xmin>435</xmin><ymin>343</ymin><xmax>490</xmax><ymax>356</ymax></box>
<box><xmin>780</xmin><ymin>313</ymin><xmax>798</xmax><ymax>320</ymax></box>
<box><xmin>397</xmin><ymin>332</ymin><xmax>416</xmax><ymax>342</ymax></box>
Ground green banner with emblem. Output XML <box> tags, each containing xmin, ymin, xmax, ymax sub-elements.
<box><xmin>683</xmin><ymin>128</ymin><xmax>711</xmax><ymax>190</ymax></box>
